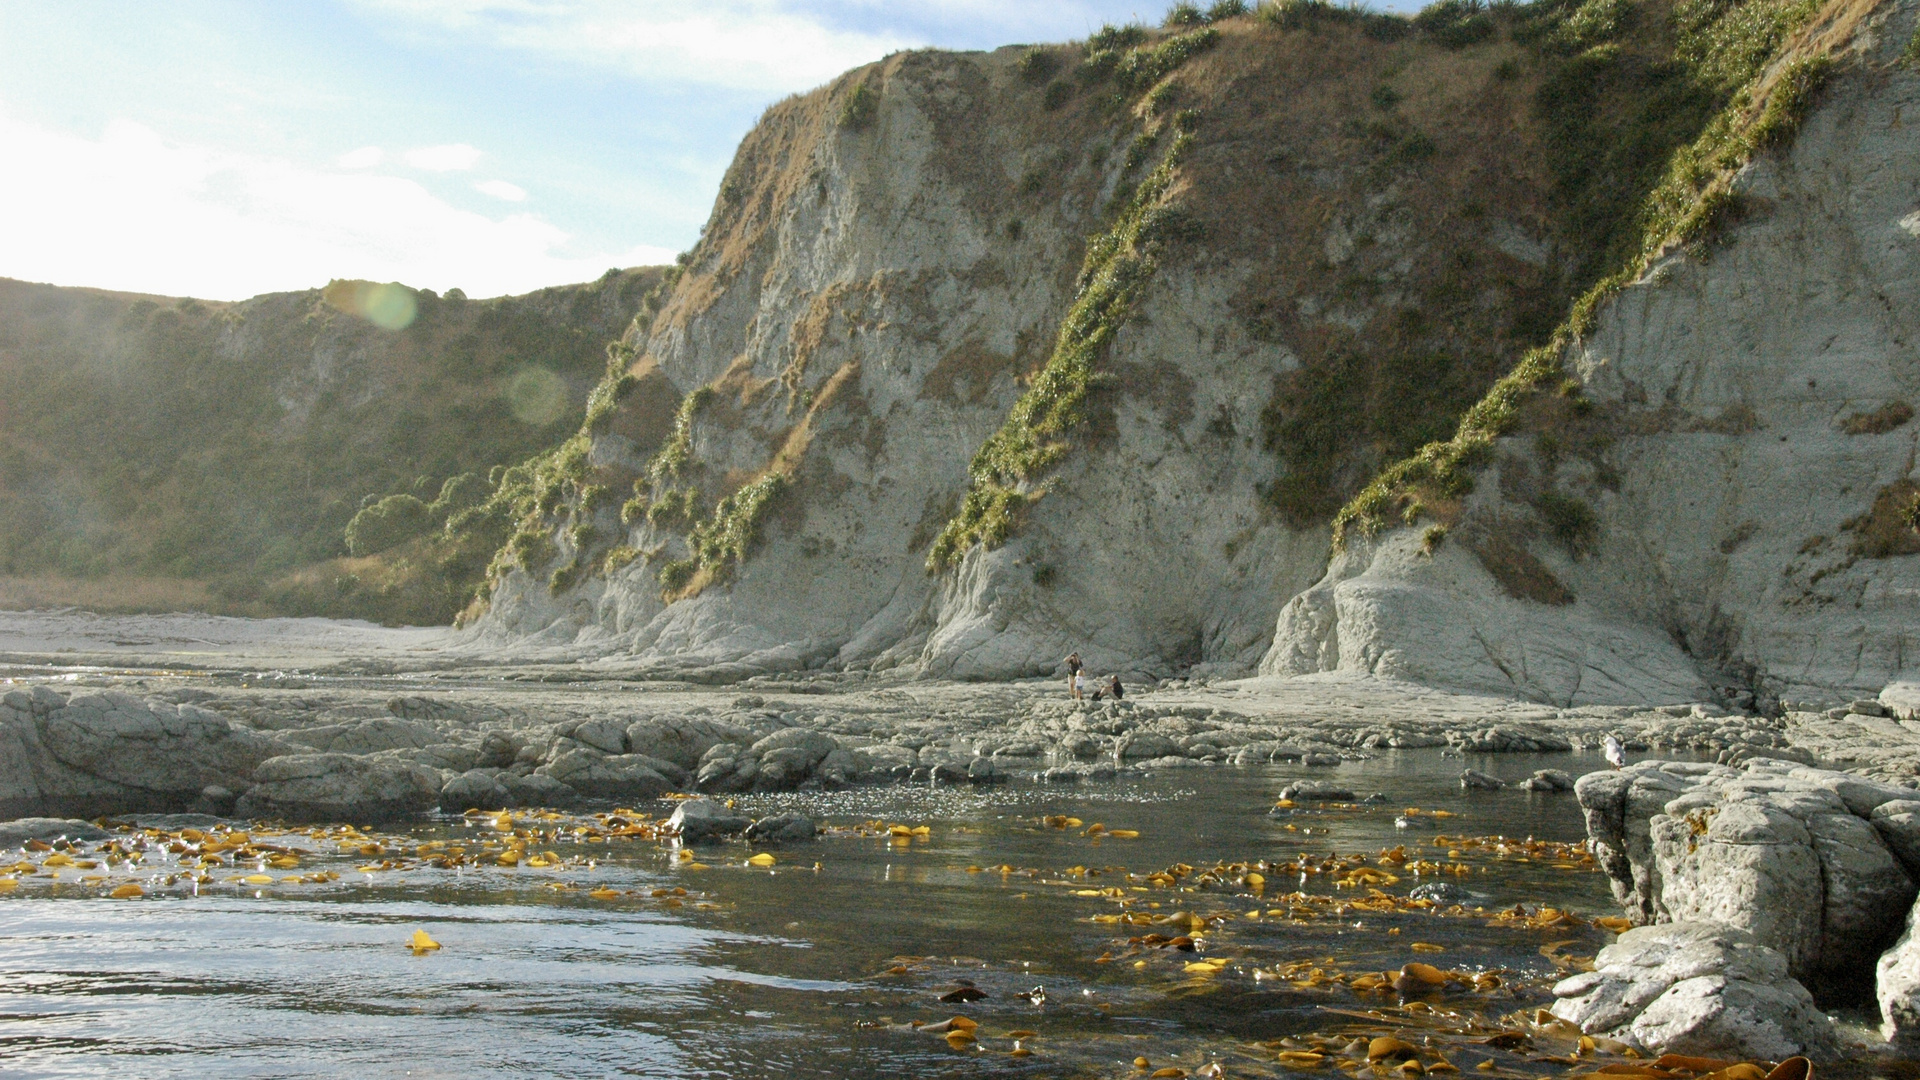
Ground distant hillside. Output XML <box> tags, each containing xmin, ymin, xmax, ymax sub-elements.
<box><xmin>0</xmin><ymin>269</ymin><xmax>662</xmax><ymax>623</ymax></box>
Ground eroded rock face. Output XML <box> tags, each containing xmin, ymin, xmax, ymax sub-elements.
<box><xmin>1577</xmin><ymin>759</ymin><xmax>1916</xmax><ymax>992</ymax></box>
<box><xmin>1261</xmin><ymin>18</ymin><xmax>1920</xmax><ymax>705</ymax></box>
<box><xmin>1551</xmin><ymin>922</ymin><xmax>1835</xmax><ymax>1059</ymax></box>
<box><xmin>234</xmin><ymin>753</ymin><xmax>441</xmax><ymax>822</ymax></box>
<box><xmin>0</xmin><ymin>686</ymin><xmax>281</xmax><ymax>818</ymax></box>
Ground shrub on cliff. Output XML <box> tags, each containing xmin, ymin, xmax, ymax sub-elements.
<box><xmin>345</xmin><ymin>495</ymin><xmax>432</xmax><ymax>557</ymax></box>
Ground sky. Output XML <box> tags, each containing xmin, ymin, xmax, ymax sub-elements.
<box><xmin>0</xmin><ymin>1</ymin><xmax>1407</xmax><ymax>301</ymax></box>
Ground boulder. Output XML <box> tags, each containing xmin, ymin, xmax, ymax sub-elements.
<box><xmin>1877</xmin><ymin>895</ymin><xmax>1920</xmax><ymax>1053</ymax></box>
<box><xmin>1408</xmin><ymin>882</ymin><xmax>1475</xmax><ymax>905</ymax></box>
<box><xmin>744</xmin><ymin>813</ymin><xmax>817</xmax><ymax>844</ymax></box>
<box><xmin>563</xmin><ymin>718</ymin><xmax>629</xmax><ymax>756</ymax></box>
<box><xmin>669</xmin><ymin>798</ymin><xmax>751</xmax><ymax>842</ymax></box>
<box><xmin>1882</xmin><ymin>683</ymin><xmax>1920</xmax><ymax>723</ymax></box>
<box><xmin>814</xmin><ymin>748</ymin><xmax>865</xmax><ymax>788</ymax></box>
<box><xmin>1551</xmin><ymin>922</ymin><xmax>1835</xmax><ymax>1060</ymax></box>
<box><xmin>476</xmin><ymin>732</ymin><xmax>518</xmax><ymax>769</ymax></box>
<box><xmin>1460</xmin><ymin>768</ymin><xmax>1506</xmax><ymax>790</ymax></box>
<box><xmin>440</xmin><ymin>769</ymin><xmax>511</xmax><ymax>812</ymax></box>
<box><xmin>535</xmin><ymin>749</ymin><xmax>671</xmax><ymax>801</ymax></box>
<box><xmin>500</xmin><ymin>771</ymin><xmax>576</xmax><ymax>808</ymax></box>
<box><xmin>625</xmin><ymin>717</ymin><xmax>755</xmax><ymax>771</ymax></box>
<box><xmin>1278</xmin><ymin>780</ymin><xmax>1354</xmax><ymax>802</ymax></box>
<box><xmin>0</xmin><ymin>817</ymin><xmax>111</xmax><ymax>847</ymax></box>
<box><xmin>16</xmin><ymin>690</ymin><xmax>280</xmax><ymax>814</ymax></box>
<box><xmin>1579</xmin><ymin>758</ymin><xmax>1918</xmax><ymax>989</ymax></box>
<box><xmin>278</xmin><ymin>718</ymin><xmax>438</xmax><ymax>755</ymax></box>
<box><xmin>1873</xmin><ymin>799</ymin><xmax>1920</xmax><ymax>877</ymax></box>
<box><xmin>1117</xmin><ymin>731</ymin><xmax>1180</xmax><ymax>759</ymax></box>
<box><xmin>235</xmin><ymin>753</ymin><xmax>441</xmax><ymax>822</ymax></box>
<box><xmin>966</xmin><ymin>757</ymin><xmax>1006</xmax><ymax>783</ymax></box>
<box><xmin>192</xmin><ymin>785</ymin><xmax>237</xmax><ymax>816</ymax></box>
<box><xmin>1524</xmin><ymin>769</ymin><xmax>1576</xmax><ymax>792</ymax></box>
<box><xmin>749</xmin><ymin>728</ymin><xmax>838</xmax><ymax>769</ymax></box>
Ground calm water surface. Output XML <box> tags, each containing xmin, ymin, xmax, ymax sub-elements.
<box><xmin>0</xmin><ymin>751</ymin><xmax>1625</xmax><ymax>1079</ymax></box>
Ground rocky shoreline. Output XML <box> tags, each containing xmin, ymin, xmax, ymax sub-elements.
<box><xmin>13</xmin><ymin>614</ymin><xmax>1920</xmax><ymax>1065</ymax></box>
<box><xmin>5</xmin><ymin>666</ymin><xmax>1897</xmax><ymax>825</ymax></box>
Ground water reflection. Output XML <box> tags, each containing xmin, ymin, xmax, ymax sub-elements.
<box><xmin>0</xmin><ymin>751</ymin><xmax>1622</xmax><ymax>1078</ymax></box>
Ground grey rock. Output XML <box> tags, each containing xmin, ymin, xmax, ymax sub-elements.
<box><xmin>280</xmin><ymin>718</ymin><xmax>438</xmax><ymax>755</ymax></box>
<box><xmin>966</xmin><ymin>757</ymin><xmax>1005</xmax><ymax>783</ymax></box>
<box><xmin>562</xmin><ymin>718</ymin><xmax>629</xmax><ymax>755</ymax></box>
<box><xmin>1394</xmin><ymin>814</ymin><xmax>1434</xmax><ymax>830</ymax></box>
<box><xmin>1063</xmin><ymin>734</ymin><xmax>1103</xmax><ymax>759</ymax></box>
<box><xmin>1117</xmin><ymin>731</ymin><xmax>1180</xmax><ymax>759</ymax></box>
<box><xmin>748</xmin><ymin>728</ymin><xmax>838</xmax><ymax>770</ymax></box>
<box><xmin>536</xmin><ymin>749</ymin><xmax>671</xmax><ymax>801</ymax></box>
<box><xmin>235</xmin><ymin>753</ymin><xmax>441</xmax><ymax>822</ymax></box>
<box><xmin>1552</xmin><ymin>922</ymin><xmax>1834</xmax><ymax>1059</ymax></box>
<box><xmin>1303</xmin><ymin>752</ymin><xmax>1340</xmax><ymax>766</ymax></box>
<box><xmin>0</xmin><ymin>817</ymin><xmax>111</xmax><ymax>847</ymax></box>
<box><xmin>500</xmin><ymin>771</ymin><xmax>575</xmax><ymax>808</ymax></box>
<box><xmin>1408</xmin><ymin>882</ymin><xmax>1475</xmax><ymax>905</ymax></box>
<box><xmin>440</xmin><ymin>769</ymin><xmax>511</xmax><ymax>812</ymax></box>
<box><xmin>626</xmin><ymin>718</ymin><xmax>754</xmax><ymax>771</ymax></box>
<box><xmin>668</xmin><ymin>798</ymin><xmax>751</xmax><ymax>843</ymax></box>
<box><xmin>1524</xmin><ymin>769</ymin><xmax>1575</xmax><ymax>792</ymax></box>
<box><xmin>1278</xmin><ymin>780</ymin><xmax>1354</xmax><ymax>802</ymax></box>
<box><xmin>1039</xmin><ymin>766</ymin><xmax>1082</xmax><ymax>783</ymax></box>
<box><xmin>744</xmin><ymin>813</ymin><xmax>817</xmax><ymax>844</ymax></box>
<box><xmin>1878</xmin><ymin>895</ymin><xmax>1920</xmax><ymax>1053</ymax></box>
<box><xmin>476</xmin><ymin>731</ymin><xmax>518</xmax><ymax>769</ymax></box>
<box><xmin>1873</xmin><ymin>802</ymin><xmax>1920</xmax><ymax>877</ymax></box>
<box><xmin>1460</xmin><ymin>768</ymin><xmax>1506</xmax><ymax>790</ymax></box>
<box><xmin>192</xmin><ymin>785</ymin><xmax>237</xmax><ymax>816</ymax></box>
<box><xmin>1583</xmin><ymin>759</ymin><xmax>1917</xmax><ymax>989</ymax></box>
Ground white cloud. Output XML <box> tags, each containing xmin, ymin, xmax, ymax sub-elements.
<box><xmin>353</xmin><ymin>0</ymin><xmax>916</xmax><ymax>92</ymax></box>
<box><xmin>474</xmin><ymin>178</ymin><xmax>527</xmax><ymax>201</ymax></box>
<box><xmin>337</xmin><ymin>145</ymin><xmax>385</xmax><ymax>169</ymax></box>
<box><xmin>403</xmin><ymin>142</ymin><xmax>483</xmax><ymax>171</ymax></box>
<box><xmin>0</xmin><ymin>110</ymin><xmax>675</xmax><ymax>300</ymax></box>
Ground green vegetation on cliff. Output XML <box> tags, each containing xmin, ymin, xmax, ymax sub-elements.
<box><xmin>1334</xmin><ymin>0</ymin><xmax>1850</xmax><ymax>548</ymax></box>
<box><xmin>0</xmin><ymin>269</ymin><xmax>660</xmax><ymax>623</ymax></box>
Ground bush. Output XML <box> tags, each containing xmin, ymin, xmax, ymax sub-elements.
<box><xmin>346</xmin><ymin>494</ymin><xmax>432</xmax><ymax>557</ymax></box>
<box><xmin>1167</xmin><ymin>2</ymin><xmax>1206</xmax><ymax>27</ymax></box>
<box><xmin>1536</xmin><ymin>490</ymin><xmax>1598</xmax><ymax>555</ymax></box>
<box><xmin>1043</xmin><ymin>80</ymin><xmax>1075</xmax><ymax>110</ymax></box>
<box><xmin>839</xmin><ymin>81</ymin><xmax>879</xmax><ymax>130</ymax></box>
<box><xmin>1414</xmin><ymin>0</ymin><xmax>1497</xmax><ymax>47</ymax></box>
<box><xmin>657</xmin><ymin>558</ymin><xmax>696</xmax><ymax>591</ymax></box>
<box><xmin>1089</xmin><ymin>23</ymin><xmax>1149</xmax><ymax>51</ymax></box>
<box><xmin>1018</xmin><ymin>48</ymin><xmax>1061</xmax><ymax>85</ymax></box>
<box><xmin>1209</xmin><ymin>0</ymin><xmax>1251</xmax><ymax>19</ymax></box>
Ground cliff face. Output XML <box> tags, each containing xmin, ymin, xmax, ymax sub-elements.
<box><xmin>1266</xmin><ymin>0</ymin><xmax>1914</xmax><ymax>706</ymax></box>
<box><xmin>477</xmin><ymin>9</ymin><xmax>1643</xmax><ymax>678</ymax></box>
<box><xmin>0</xmin><ymin>271</ymin><xmax>658</xmax><ymax>622</ymax></box>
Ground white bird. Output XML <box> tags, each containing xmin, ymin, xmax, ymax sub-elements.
<box><xmin>1603</xmin><ymin>735</ymin><xmax>1627</xmax><ymax>769</ymax></box>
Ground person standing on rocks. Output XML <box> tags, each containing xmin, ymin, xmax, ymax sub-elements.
<box><xmin>1065</xmin><ymin>652</ymin><xmax>1083</xmax><ymax>700</ymax></box>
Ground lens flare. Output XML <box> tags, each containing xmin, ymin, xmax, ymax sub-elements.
<box><xmin>321</xmin><ymin>279</ymin><xmax>417</xmax><ymax>330</ymax></box>
<box><xmin>506</xmin><ymin>366</ymin><xmax>568</xmax><ymax>426</ymax></box>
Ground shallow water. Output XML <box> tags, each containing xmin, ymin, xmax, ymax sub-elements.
<box><xmin>0</xmin><ymin>751</ymin><xmax>1628</xmax><ymax>1079</ymax></box>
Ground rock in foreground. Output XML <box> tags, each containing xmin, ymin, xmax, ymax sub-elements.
<box><xmin>1577</xmin><ymin>758</ymin><xmax>1917</xmax><ymax>991</ymax></box>
<box><xmin>1551</xmin><ymin>922</ymin><xmax>1836</xmax><ymax>1060</ymax></box>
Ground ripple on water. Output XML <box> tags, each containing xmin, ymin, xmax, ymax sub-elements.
<box><xmin>0</xmin><ymin>750</ymin><xmax>1637</xmax><ymax>1078</ymax></box>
